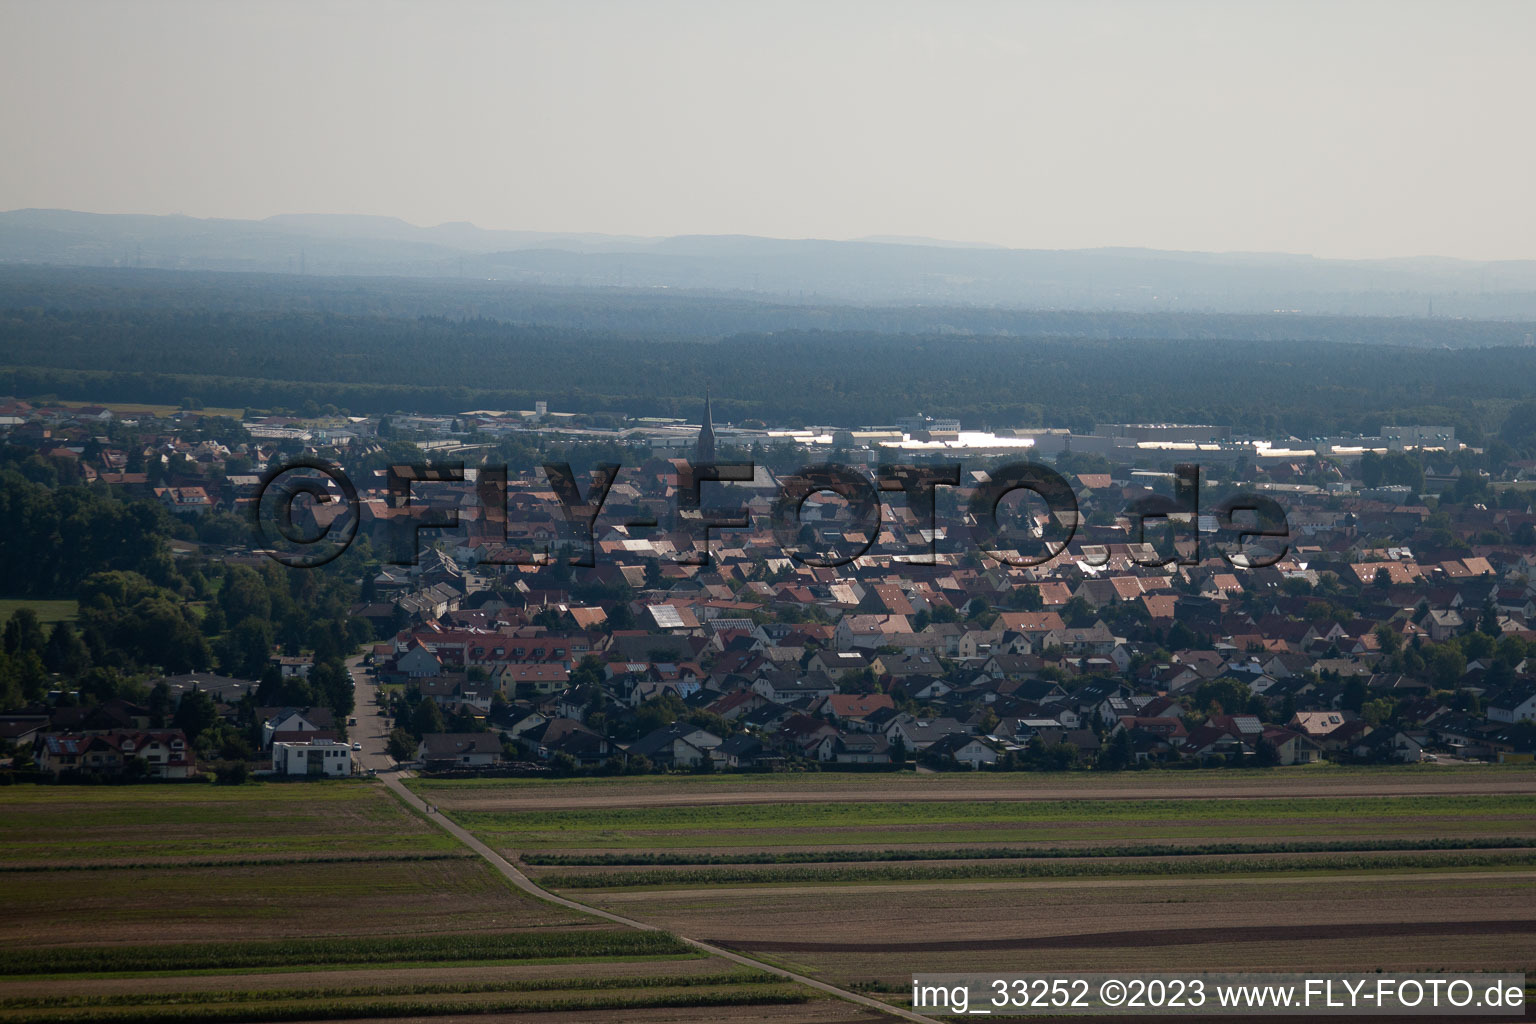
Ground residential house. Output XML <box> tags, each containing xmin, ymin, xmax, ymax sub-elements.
<box><xmin>271</xmin><ymin>738</ymin><xmax>353</xmax><ymax>777</ymax></box>
<box><xmin>417</xmin><ymin>733</ymin><xmax>504</xmax><ymax>769</ymax></box>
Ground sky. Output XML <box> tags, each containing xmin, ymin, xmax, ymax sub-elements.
<box><xmin>3</xmin><ymin>0</ymin><xmax>1535</xmax><ymax>260</ymax></box>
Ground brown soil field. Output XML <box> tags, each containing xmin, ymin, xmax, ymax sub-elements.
<box><xmin>341</xmin><ymin>1002</ymin><xmax>892</xmax><ymax>1024</ymax></box>
<box><xmin>522</xmin><ymin>845</ymin><xmax>1536</xmax><ymax>882</ymax></box>
<box><xmin>578</xmin><ymin>871</ymin><xmax>1536</xmax><ymax>984</ymax></box>
<box><xmin>791</xmin><ymin>931</ymin><xmax>1531</xmax><ymax>984</ymax></box>
<box><xmin>725</xmin><ymin>918</ymin><xmax>1536</xmax><ymax>953</ymax></box>
<box><xmin>2</xmin><ymin>856</ymin><xmax>590</xmax><ymax>947</ymax></box>
<box><xmin>0</xmin><ymin>957</ymin><xmax>729</xmax><ymax>1001</ymax></box>
<box><xmin>425</xmin><ymin>768</ymin><xmax>1536</xmax><ymax>813</ymax></box>
<box><xmin>525</xmin><ymin>824</ymin><xmax>1536</xmax><ymax>860</ymax></box>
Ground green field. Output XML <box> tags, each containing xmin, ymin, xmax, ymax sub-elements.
<box><xmin>0</xmin><ymin>599</ymin><xmax>78</xmax><ymax>625</ymax></box>
<box><xmin>0</xmin><ymin>780</ymin><xmax>459</xmax><ymax>863</ymax></box>
<box><xmin>541</xmin><ymin>849</ymin><xmax>1536</xmax><ymax>890</ymax></box>
<box><xmin>52</xmin><ymin>399</ymin><xmax>247</xmax><ymax>420</ymax></box>
<box><xmin>445</xmin><ymin>793</ymin><xmax>1536</xmax><ymax>851</ymax></box>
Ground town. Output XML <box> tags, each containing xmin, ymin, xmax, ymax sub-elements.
<box><xmin>2</xmin><ymin>393</ymin><xmax>1534</xmax><ymax>782</ymax></box>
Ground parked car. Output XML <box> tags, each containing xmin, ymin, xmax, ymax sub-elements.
<box><xmin>352</xmin><ymin>742</ymin><xmax>362</xmax><ymax>751</ymax></box>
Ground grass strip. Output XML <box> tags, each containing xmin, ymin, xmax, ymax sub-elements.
<box><xmin>0</xmin><ymin>852</ymin><xmax>474</xmax><ymax>873</ymax></box>
<box><xmin>0</xmin><ymin>987</ymin><xmax>810</xmax><ymax>1024</ymax></box>
<box><xmin>542</xmin><ymin>849</ymin><xmax>1536</xmax><ymax>889</ymax></box>
<box><xmin>0</xmin><ymin>970</ymin><xmax>780</xmax><ymax>1011</ymax></box>
<box><xmin>0</xmin><ymin>931</ymin><xmax>689</xmax><ymax>977</ymax></box>
<box><xmin>523</xmin><ymin>836</ymin><xmax>1536</xmax><ymax>866</ymax></box>
<box><xmin>458</xmin><ymin>794</ymin><xmax>1536</xmax><ymax>834</ymax></box>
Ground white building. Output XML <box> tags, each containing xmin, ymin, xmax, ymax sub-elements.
<box><xmin>271</xmin><ymin>739</ymin><xmax>353</xmax><ymax>777</ymax></box>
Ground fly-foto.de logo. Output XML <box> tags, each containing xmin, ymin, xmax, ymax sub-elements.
<box><xmin>252</xmin><ymin>460</ymin><xmax>1289</xmax><ymax>571</ymax></box>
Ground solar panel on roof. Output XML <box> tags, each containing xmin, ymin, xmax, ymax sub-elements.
<box><xmin>650</xmin><ymin>605</ymin><xmax>686</xmax><ymax>628</ymax></box>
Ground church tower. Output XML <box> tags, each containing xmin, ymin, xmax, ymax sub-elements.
<box><xmin>695</xmin><ymin>387</ymin><xmax>717</xmax><ymax>463</ymax></box>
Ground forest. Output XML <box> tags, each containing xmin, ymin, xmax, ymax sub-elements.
<box><xmin>3</xmin><ymin>267</ymin><xmax>1536</xmax><ymax>438</ymax></box>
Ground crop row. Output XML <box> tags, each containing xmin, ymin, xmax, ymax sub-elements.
<box><xmin>0</xmin><ymin>852</ymin><xmax>475</xmax><ymax>873</ymax></box>
<box><xmin>0</xmin><ymin>970</ymin><xmax>779</xmax><ymax>1011</ymax></box>
<box><xmin>0</xmin><ymin>930</ymin><xmax>690</xmax><ymax>976</ymax></box>
<box><xmin>541</xmin><ymin>849</ymin><xmax>1536</xmax><ymax>889</ymax></box>
<box><xmin>522</xmin><ymin>836</ymin><xmax>1536</xmax><ymax>866</ymax></box>
<box><xmin>461</xmin><ymin>794</ymin><xmax>1536</xmax><ymax>833</ymax></box>
<box><xmin>0</xmin><ymin>987</ymin><xmax>809</xmax><ymax>1024</ymax></box>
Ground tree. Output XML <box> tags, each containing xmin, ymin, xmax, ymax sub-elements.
<box><xmin>1254</xmin><ymin>738</ymin><xmax>1280</xmax><ymax>767</ymax></box>
<box><xmin>218</xmin><ymin>567</ymin><xmax>272</xmax><ymax>625</ymax></box>
<box><xmin>1061</xmin><ymin>596</ymin><xmax>1095</xmax><ymax>628</ymax></box>
<box><xmin>3</xmin><ymin>609</ymin><xmax>45</xmax><ymax>657</ymax></box>
<box><xmin>448</xmin><ymin>705</ymin><xmax>483</xmax><ymax>733</ymax></box>
<box><xmin>1096</xmin><ymin>729</ymin><xmax>1134</xmax><ymax>771</ymax></box>
<box><xmin>1194</xmin><ymin>677</ymin><xmax>1251</xmax><ymax>716</ymax></box>
<box><xmin>410</xmin><ymin>698</ymin><xmax>446</xmax><ymax>738</ymax></box>
<box><xmin>1428</xmin><ymin>645</ymin><xmax>1467</xmax><ymax>689</ymax></box>
<box><xmin>147</xmin><ymin>681</ymin><xmax>172</xmax><ymax>727</ymax></box>
<box><xmin>386</xmin><ymin>727</ymin><xmax>416</xmax><ymax>761</ymax></box>
<box><xmin>1479</xmin><ymin>599</ymin><xmax>1500</xmax><ymax>637</ymax></box>
<box><xmin>1043</xmin><ymin>742</ymin><xmax>1078</xmax><ymax>771</ymax></box>
<box><xmin>42</xmin><ymin>621</ymin><xmax>90</xmax><ymax>676</ymax></box>
<box><xmin>0</xmin><ymin>653</ymin><xmax>25</xmax><ymax>712</ymax></box>
<box><xmin>1341</xmin><ymin>677</ymin><xmax>1368</xmax><ymax>714</ymax></box>
<box><xmin>217</xmin><ymin>617</ymin><xmax>274</xmax><ymax>679</ymax></box>
<box><xmin>172</xmin><ymin>688</ymin><xmax>218</xmax><ymax>743</ymax></box>
<box><xmin>310</xmin><ymin>659</ymin><xmax>355</xmax><ymax>719</ymax></box>
<box><xmin>1362</xmin><ymin>698</ymin><xmax>1397</xmax><ymax>727</ymax></box>
<box><xmin>213</xmin><ymin>760</ymin><xmax>250</xmax><ymax>785</ymax></box>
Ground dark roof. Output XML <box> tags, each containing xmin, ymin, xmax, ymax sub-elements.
<box><xmin>418</xmin><ymin>733</ymin><xmax>502</xmax><ymax>758</ymax></box>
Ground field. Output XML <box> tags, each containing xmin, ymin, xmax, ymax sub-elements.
<box><xmin>50</xmin><ymin>399</ymin><xmax>248</xmax><ymax>420</ymax></box>
<box><xmin>0</xmin><ymin>779</ymin><xmax>858</xmax><ymax>1024</ymax></box>
<box><xmin>0</xmin><ymin>598</ymin><xmax>78</xmax><ymax>625</ymax></box>
<box><xmin>0</xmin><ymin>780</ymin><xmax>461</xmax><ymax>864</ymax></box>
<box><xmin>11</xmin><ymin>770</ymin><xmax>1535</xmax><ymax>1023</ymax></box>
<box><xmin>411</xmin><ymin>766</ymin><xmax>1536</xmax><ymax>1014</ymax></box>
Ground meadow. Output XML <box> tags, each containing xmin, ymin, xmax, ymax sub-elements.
<box><xmin>0</xmin><ymin>598</ymin><xmax>78</xmax><ymax>624</ymax></box>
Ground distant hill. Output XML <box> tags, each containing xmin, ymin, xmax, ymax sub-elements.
<box><xmin>5</xmin><ymin>208</ymin><xmax>1536</xmax><ymax>317</ymax></box>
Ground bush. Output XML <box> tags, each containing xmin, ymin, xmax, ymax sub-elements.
<box><xmin>212</xmin><ymin>760</ymin><xmax>250</xmax><ymax>785</ymax></box>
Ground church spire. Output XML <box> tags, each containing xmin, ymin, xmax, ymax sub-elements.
<box><xmin>695</xmin><ymin>385</ymin><xmax>717</xmax><ymax>463</ymax></box>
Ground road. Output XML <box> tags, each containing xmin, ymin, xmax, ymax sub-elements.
<box><xmin>345</xmin><ymin>654</ymin><xmax>397</xmax><ymax>773</ymax></box>
<box><xmin>376</xmin><ymin>769</ymin><xmax>942</xmax><ymax>1024</ymax></box>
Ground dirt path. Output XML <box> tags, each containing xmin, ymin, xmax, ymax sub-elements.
<box><xmin>379</xmin><ymin>772</ymin><xmax>941</xmax><ymax>1024</ymax></box>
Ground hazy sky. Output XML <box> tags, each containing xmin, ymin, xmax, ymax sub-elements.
<box><xmin>4</xmin><ymin>0</ymin><xmax>1535</xmax><ymax>260</ymax></box>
